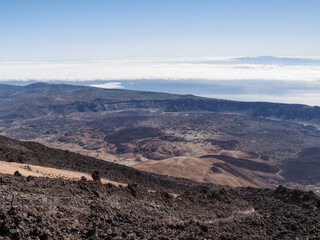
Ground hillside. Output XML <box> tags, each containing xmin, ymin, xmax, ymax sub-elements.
<box><xmin>0</xmin><ymin>135</ymin><xmax>199</xmax><ymax>193</ymax></box>
<box><xmin>0</xmin><ymin>136</ymin><xmax>319</xmax><ymax>239</ymax></box>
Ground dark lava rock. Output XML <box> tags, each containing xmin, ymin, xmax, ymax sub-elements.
<box><xmin>13</xmin><ymin>171</ymin><xmax>22</xmax><ymax>177</ymax></box>
<box><xmin>80</xmin><ymin>176</ymin><xmax>87</xmax><ymax>181</ymax></box>
<box><xmin>0</xmin><ymin>157</ymin><xmax>318</xmax><ymax>239</ymax></box>
<box><xmin>91</xmin><ymin>171</ymin><xmax>101</xmax><ymax>182</ymax></box>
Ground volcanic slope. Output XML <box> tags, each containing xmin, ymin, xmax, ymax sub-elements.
<box><xmin>0</xmin><ymin>83</ymin><xmax>320</xmax><ymax>191</ymax></box>
<box><xmin>0</xmin><ymin>136</ymin><xmax>319</xmax><ymax>239</ymax></box>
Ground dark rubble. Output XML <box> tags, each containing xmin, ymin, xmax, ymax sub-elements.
<box><xmin>0</xmin><ymin>174</ymin><xmax>319</xmax><ymax>239</ymax></box>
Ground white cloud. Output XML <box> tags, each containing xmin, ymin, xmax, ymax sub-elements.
<box><xmin>0</xmin><ymin>57</ymin><xmax>320</xmax><ymax>82</ymax></box>
<box><xmin>90</xmin><ymin>82</ymin><xmax>124</xmax><ymax>89</ymax></box>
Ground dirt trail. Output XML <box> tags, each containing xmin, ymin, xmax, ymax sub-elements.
<box><xmin>0</xmin><ymin>160</ymin><xmax>126</xmax><ymax>187</ymax></box>
<box><xmin>209</xmin><ymin>207</ymin><xmax>256</xmax><ymax>223</ymax></box>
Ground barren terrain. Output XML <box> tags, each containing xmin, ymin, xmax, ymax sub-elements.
<box><xmin>0</xmin><ymin>83</ymin><xmax>320</xmax><ymax>193</ymax></box>
<box><xmin>0</xmin><ymin>136</ymin><xmax>319</xmax><ymax>239</ymax></box>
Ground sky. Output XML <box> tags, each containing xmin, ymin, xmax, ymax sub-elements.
<box><xmin>1</xmin><ymin>1</ymin><xmax>320</xmax><ymax>106</ymax></box>
<box><xmin>1</xmin><ymin>0</ymin><xmax>320</xmax><ymax>61</ymax></box>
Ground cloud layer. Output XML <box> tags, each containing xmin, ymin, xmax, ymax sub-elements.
<box><xmin>1</xmin><ymin>57</ymin><xmax>320</xmax><ymax>82</ymax></box>
<box><xmin>2</xmin><ymin>57</ymin><xmax>320</xmax><ymax>106</ymax></box>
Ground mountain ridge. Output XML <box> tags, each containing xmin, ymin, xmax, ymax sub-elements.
<box><xmin>0</xmin><ymin>82</ymin><xmax>320</xmax><ymax>122</ymax></box>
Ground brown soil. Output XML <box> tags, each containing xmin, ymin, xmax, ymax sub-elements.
<box><xmin>134</xmin><ymin>156</ymin><xmax>269</xmax><ymax>188</ymax></box>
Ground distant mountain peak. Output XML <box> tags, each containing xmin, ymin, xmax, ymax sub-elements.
<box><xmin>235</xmin><ymin>56</ymin><xmax>320</xmax><ymax>65</ymax></box>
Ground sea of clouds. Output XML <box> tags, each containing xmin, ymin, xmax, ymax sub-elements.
<box><xmin>1</xmin><ymin>56</ymin><xmax>320</xmax><ymax>106</ymax></box>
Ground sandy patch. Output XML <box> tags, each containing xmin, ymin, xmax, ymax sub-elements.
<box><xmin>0</xmin><ymin>160</ymin><xmax>126</xmax><ymax>187</ymax></box>
<box><xmin>133</xmin><ymin>156</ymin><xmax>266</xmax><ymax>188</ymax></box>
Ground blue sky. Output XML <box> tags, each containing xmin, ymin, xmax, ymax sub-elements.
<box><xmin>1</xmin><ymin>0</ymin><xmax>320</xmax><ymax>61</ymax></box>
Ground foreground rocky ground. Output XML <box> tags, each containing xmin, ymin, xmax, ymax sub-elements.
<box><xmin>0</xmin><ymin>173</ymin><xmax>319</xmax><ymax>239</ymax></box>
